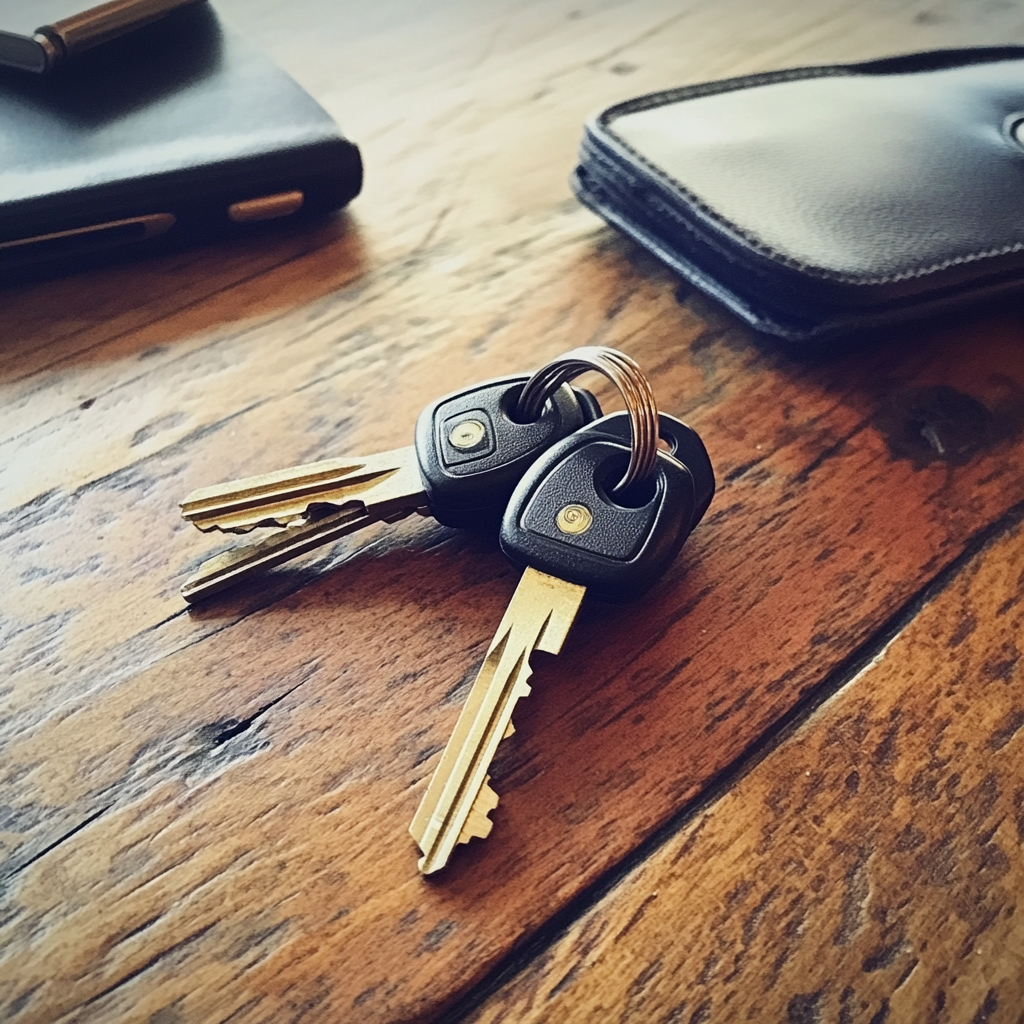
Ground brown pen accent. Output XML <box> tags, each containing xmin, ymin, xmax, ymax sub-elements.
<box><xmin>27</xmin><ymin>0</ymin><xmax>201</xmax><ymax>70</ymax></box>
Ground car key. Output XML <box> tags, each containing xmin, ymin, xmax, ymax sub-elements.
<box><xmin>178</xmin><ymin>369</ymin><xmax>603</xmax><ymax>602</ymax></box>
<box><xmin>409</xmin><ymin>409</ymin><xmax>714</xmax><ymax>874</ymax></box>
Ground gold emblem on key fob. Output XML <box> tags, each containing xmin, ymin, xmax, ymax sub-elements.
<box><xmin>448</xmin><ymin>418</ymin><xmax>487</xmax><ymax>450</ymax></box>
<box><xmin>555</xmin><ymin>503</ymin><xmax>592</xmax><ymax>534</ymax></box>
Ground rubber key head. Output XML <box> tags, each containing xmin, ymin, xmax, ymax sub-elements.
<box><xmin>499</xmin><ymin>411</ymin><xmax>714</xmax><ymax>602</ymax></box>
<box><xmin>576</xmin><ymin>408</ymin><xmax>715</xmax><ymax>530</ymax></box>
<box><xmin>415</xmin><ymin>374</ymin><xmax>602</xmax><ymax>529</ymax></box>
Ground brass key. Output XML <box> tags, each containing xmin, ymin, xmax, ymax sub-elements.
<box><xmin>180</xmin><ymin>447</ymin><xmax>428</xmax><ymax>602</ymax></box>
<box><xmin>178</xmin><ymin>368</ymin><xmax>604</xmax><ymax>602</ymax></box>
<box><xmin>410</xmin><ymin>409</ymin><xmax>716</xmax><ymax>873</ymax></box>
<box><xmin>410</xmin><ymin>566</ymin><xmax>585</xmax><ymax>874</ymax></box>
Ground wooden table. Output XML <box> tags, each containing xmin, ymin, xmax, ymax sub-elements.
<box><xmin>3</xmin><ymin>2</ymin><xmax>1024</xmax><ymax>1021</ymax></box>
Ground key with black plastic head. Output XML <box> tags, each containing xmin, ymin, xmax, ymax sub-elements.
<box><xmin>179</xmin><ymin>373</ymin><xmax>601</xmax><ymax>602</ymax></box>
<box><xmin>409</xmin><ymin>410</ymin><xmax>714</xmax><ymax>874</ymax></box>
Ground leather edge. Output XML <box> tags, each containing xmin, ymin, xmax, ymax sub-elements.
<box><xmin>585</xmin><ymin>47</ymin><xmax>1024</xmax><ymax>289</ymax></box>
<box><xmin>571</xmin><ymin>165</ymin><xmax>1024</xmax><ymax>345</ymax></box>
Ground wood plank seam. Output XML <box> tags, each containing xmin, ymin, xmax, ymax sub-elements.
<box><xmin>434</xmin><ymin>495</ymin><xmax>1024</xmax><ymax>1023</ymax></box>
<box><xmin>3</xmin><ymin>804</ymin><xmax>112</xmax><ymax>882</ymax></box>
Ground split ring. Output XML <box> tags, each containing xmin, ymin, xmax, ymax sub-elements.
<box><xmin>515</xmin><ymin>346</ymin><xmax>659</xmax><ymax>495</ymax></box>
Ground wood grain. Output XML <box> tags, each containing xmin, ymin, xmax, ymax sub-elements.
<box><xmin>468</xmin><ymin>515</ymin><xmax>1024</xmax><ymax>1024</ymax></box>
<box><xmin>3</xmin><ymin>1</ymin><xmax>1024</xmax><ymax>1022</ymax></box>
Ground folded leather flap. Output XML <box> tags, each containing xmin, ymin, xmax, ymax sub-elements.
<box><xmin>577</xmin><ymin>48</ymin><xmax>1024</xmax><ymax>341</ymax></box>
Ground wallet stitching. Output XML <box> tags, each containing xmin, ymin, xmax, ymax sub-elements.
<box><xmin>592</xmin><ymin>59</ymin><xmax>1024</xmax><ymax>286</ymax></box>
<box><xmin>578</xmin><ymin>164</ymin><xmax>1024</xmax><ymax>344</ymax></box>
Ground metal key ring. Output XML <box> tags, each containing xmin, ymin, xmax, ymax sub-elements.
<box><xmin>515</xmin><ymin>346</ymin><xmax>659</xmax><ymax>495</ymax></box>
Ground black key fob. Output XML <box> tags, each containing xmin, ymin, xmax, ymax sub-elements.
<box><xmin>414</xmin><ymin>374</ymin><xmax>602</xmax><ymax>529</ymax></box>
<box><xmin>500</xmin><ymin>411</ymin><xmax>714</xmax><ymax>602</ymax></box>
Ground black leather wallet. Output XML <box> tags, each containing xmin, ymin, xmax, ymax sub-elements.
<box><xmin>0</xmin><ymin>3</ymin><xmax>362</xmax><ymax>275</ymax></box>
<box><xmin>573</xmin><ymin>47</ymin><xmax>1024</xmax><ymax>345</ymax></box>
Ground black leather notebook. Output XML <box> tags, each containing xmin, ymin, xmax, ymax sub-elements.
<box><xmin>0</xmin><ymin>3</ymin><xmax>362</xmax><ymax>274</ymax></box>
<box><xmin>573</xmin><ymin>48</ymin><xmax>1024</xmax><ymax>346</ymax></box>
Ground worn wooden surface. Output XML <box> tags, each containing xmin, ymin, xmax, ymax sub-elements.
<box><xmin>2</xmin><ymin>1</ymin><xmax>1024</xmax><ymax>1022</ymax></box>
<box><xmin>469</xmin><ymin>514</ymin><xmax>1024</xmax><ymax>1024</ymax></box>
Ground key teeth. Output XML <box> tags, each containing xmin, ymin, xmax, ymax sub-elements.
<box><xmin>457</xmin><ymin>780</ymin><xmax>500</xmax><ymax>845</ymax></box>
<box><xmin>189</xmin><ymin>516</ymin><xmax>286</xmax><ymax>535</ymax></box>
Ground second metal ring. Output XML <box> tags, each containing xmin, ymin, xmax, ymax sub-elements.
<box><xmin>515</xmin><ymin>346</ymin><xmax>659</xmax><ymax>495</ymax></box>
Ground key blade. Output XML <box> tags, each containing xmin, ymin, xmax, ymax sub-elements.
<box><xmin>528</xmin><ymin>567</ymin><xmax>583</xmax><ymax>655</ymax></box>
<box><xmin>181</xmin><ymin>445</ymin><xmax>426</xmax><ymax>533</ymax></box>
<box><xmin>457</xmin><ymin>779</ymin><xmax>499</xmax><ymax>844</ymax></box>
<box><xmin>181</xmin><ymin>503</ymin><xmax>374</xmax><ymax>603</ymax></box>
<box><xmin>410</xmin><ymin>567</ymin><xmax>586</xmax><ymax>874</ymax></box>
